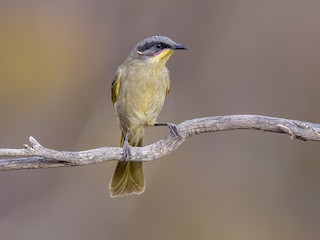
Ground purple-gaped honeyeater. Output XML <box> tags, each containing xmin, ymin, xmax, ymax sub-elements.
<box><xmin>109</xmin><ymin>36</ymin><xmax>187</xmax><ymax>197</ymax></box>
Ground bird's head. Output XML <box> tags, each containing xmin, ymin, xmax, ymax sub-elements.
<box><xmin>132</xmin><ymin>36</ymin><xmax>188</xmax><ymax>64</ymax></box>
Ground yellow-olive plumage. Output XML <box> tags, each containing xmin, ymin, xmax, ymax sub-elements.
<box><xmin>109</xmin><ymin>36</ymin><xmax>187</xmax><ymax>197</ymax></box>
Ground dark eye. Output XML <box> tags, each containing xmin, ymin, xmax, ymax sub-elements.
<box><xmin>156</xmin><ymin>42</ymin><xmax>162</xmax><ymax>49</ymax></box>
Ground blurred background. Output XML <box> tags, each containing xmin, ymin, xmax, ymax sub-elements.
<box><xmin>0</xmin><ymin>0</ymin><xmax>320</xmax><ymax>239</ymax></box>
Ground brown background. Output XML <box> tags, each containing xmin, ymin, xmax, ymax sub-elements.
<box><xmin>0</xmin><ymin>0</ymin><xmax>320</xmax><ymax>239</ymax></box>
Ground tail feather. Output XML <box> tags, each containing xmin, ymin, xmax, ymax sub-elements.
<box><xmin>109</xmin><ymin>134</ymin><xmax>145</xmax><ymax>197</ymax></box>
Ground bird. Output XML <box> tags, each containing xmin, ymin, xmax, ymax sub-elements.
<box><xmin>109</xmin><ymin>36</ymin><xmax>187</xmax><ymax>197</ymax></box>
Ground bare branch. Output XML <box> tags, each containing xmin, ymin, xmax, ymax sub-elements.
<box><xmin>0</xmin><ymin>115</ymin><xmax>319</xmax><ymax>171</ymax></box>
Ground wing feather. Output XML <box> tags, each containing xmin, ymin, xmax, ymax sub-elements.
<box><xmin>166</xmin><ymin>79</ymin><xmax>171</xmax><ymax>96</ymax></box>
<box><xmin>111</xmin><ymin>70</ymin><xmax>123</xmax><ymax>105</ymax></box>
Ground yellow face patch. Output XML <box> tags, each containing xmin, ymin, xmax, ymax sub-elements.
<box><xmin>151</xmin><ymin>49</ymin><xmax>174</xmax><ymax>63</ymax></box>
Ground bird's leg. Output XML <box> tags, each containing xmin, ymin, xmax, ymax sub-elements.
<box><xmin>154</xmin><ymin>122</ymin><xmax>182</xmax><ymax>140</ymax></box>
<box><xmin>123</xmin><ymin>130</ymin><xmax>131</xmax><ymax>162</ymax></box>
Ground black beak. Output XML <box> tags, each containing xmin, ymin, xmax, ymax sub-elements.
<box><xmin>172</xmin><ymin>43</ymin><xmax>188</xmax><ymax>50</ymax></box>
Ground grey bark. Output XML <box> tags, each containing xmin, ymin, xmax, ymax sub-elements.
<box><xmin>0</xmin><ymin>115</ymin><xmax>319</xmax><ymax>171</ymax></box>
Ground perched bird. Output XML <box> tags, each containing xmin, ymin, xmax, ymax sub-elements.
<box><xmin>109</xmin><ymin>36</ymin><xmax>187</xmax><ymax>197</ymax></box>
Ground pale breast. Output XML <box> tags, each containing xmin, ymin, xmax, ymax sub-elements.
<box><xmin>115</xmin><ymin>64</ymin><xmax>169</xmax><ymax>131</ymax></box>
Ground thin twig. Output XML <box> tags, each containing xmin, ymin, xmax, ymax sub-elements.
<box><xmin>0</xmin><ymin>115</ymin><xmax>319</xmax><ymax>171</ymax></box>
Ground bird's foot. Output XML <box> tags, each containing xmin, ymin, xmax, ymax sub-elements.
<box><xmin>122</xmin><ymin>144</ymin><xmax>131</xmax><ymax>162</ymax></box>
<box><xmin>154</xmin><ymin>122</ymin><xmax>182</xmax><ymax>140</ymax></box>
<box><xmin>167</xmin><ymin>123</ymin><xmax>182</xmax><ymax>140</ymax></box>
<box><xmin>122</xmin><ymin>130</ymin><xmax>131</xmax><ymax>162</ymax></box>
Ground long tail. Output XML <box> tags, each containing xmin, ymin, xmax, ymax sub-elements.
<box><xmin>109</xmin><ymin>134</ymin><xmax>145</xmax><ymax>197</ymax></box>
